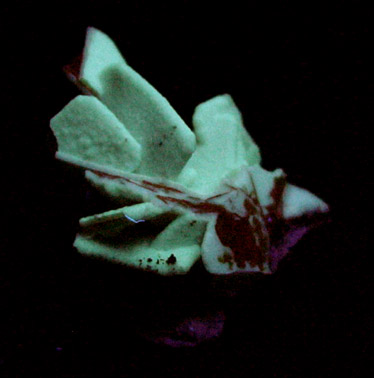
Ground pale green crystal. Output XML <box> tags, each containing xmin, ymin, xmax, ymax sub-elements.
<box><xmin>50</xmin><ymin>27</ymin><xmax>329</xmax><ymax>275</ymax></box>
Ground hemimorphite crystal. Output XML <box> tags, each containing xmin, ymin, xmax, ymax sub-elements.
<box><xmin>50</xmin><ymin>27</ymin><xmax>329</xmax><ymax>275</ymax></box>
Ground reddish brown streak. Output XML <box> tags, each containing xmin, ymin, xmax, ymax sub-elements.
<box><xmin>142</xmin><ymin>180</ymin><xmax>184</xmax><ymax>193</ymax></box>
<box><xmin>92</xmin><ymin>170</ymin><xmax>124</xmax><ymax>180</ymax></box>
<box><xmin>91</xmin><ymin>171</ymin><xmax>185</xmax><ymax>194</ymax></box>
<box><xmin>91</xmin><ymin>170</ymin><xmax>150</xmax><ymax>191</ymax></box>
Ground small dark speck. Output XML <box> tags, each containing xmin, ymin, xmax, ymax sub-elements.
<box><xmin>158</xmin><ymin>141</ymin><xmax>163</xmax><ymax>146</ymax></box>
<box><xmin>156</xmin><ymin>259</ymin><xmax>160</xmax><ymax>264</ymax></box>
<box><xmin>190</xmin><ymin>220</ymin><xmax>197</xmax><ymax>226</ymax></box>
<box><xmin>147</xmin><ymin>258</ymin><xmax>153</xmax><ymax>262</ymax></box>
<box><xmin>166</xmin><ymin>254</ymin><xmax>177</xmax><ymax>265</ymax></box>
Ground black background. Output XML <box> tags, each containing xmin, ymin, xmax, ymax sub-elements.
<box><xmin>1</xmin><ymin>1</ymin><xmax>371</xmax><ymax>377</ymax></box>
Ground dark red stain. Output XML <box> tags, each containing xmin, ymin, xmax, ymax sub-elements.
<box><xmin>268</xmin><ymin>175</ymin><xmax>287</xmax><ymax>218</ymax></box>
<box><xmin>63</xmin><ymin>53</ymin><xmax>83</xmax><ymax>82</ymax></box>
<box><xmin>265</xmin><ymin>175</ymin><xmax>288</xmax><ymax>247</ymax></box>
<box><xmin>63</xmin><ymin>53</ymin><xmax>98</xmax><ymax>96</ymax></box>
<box><xmin>157</xmin><ymin>194</ymin><xmax>268</xmax><ymax>270</ymax></box>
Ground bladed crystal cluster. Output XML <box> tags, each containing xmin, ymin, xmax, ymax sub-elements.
<box><xmin>50</xmin><ymin>27</ymin><xmax>329</xmax><ymax>275</ymax></box>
